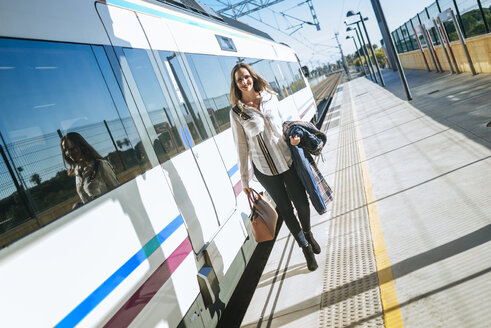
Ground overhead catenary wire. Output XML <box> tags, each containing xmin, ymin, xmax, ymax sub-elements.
<box><xmin>247</xmin><ymin>7</ymin><xmax>337</xmax><ymax>62</ymax></box>
<box><xmin>247</xmin><ymin>14</ymin><xmax>316</xmax><ymax>51</ymax></box>
<box><xmin>336</xmin><ymin>0</ymin><xmax>347</xmax><ymax>35</ymax></box>
<box><xmin>210</xmin><ymin>0</ymin><xmax>347</xmax><ymax>65</ymax></box>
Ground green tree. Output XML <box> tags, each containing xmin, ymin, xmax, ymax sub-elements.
<box><xmin>375</xmin><ymin>48</ymin><xmax>386</xmax><ymax>68</ymax></box>
<box><xmin>460</xmin><ymin>9</ymin><xmax>487</xmax><ymax>37</ymax></box>
<box><xmin>30</xmin><ymin>173</ymin><xmax>41</xmax><ymax>186</ymax></box>
<box><xmin>470</xmin><ymin>22</ymin><xmax>486</xmax><ymax>36</ymax></box>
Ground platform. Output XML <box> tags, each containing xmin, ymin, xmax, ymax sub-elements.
<box><xmin>240</xmin><ymin>70</ymin><xmax>491</xmax><ymax>327</ymax></box>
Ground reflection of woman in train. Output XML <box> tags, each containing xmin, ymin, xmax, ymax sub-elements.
<box><xmin>60</xmin><ymin>132</ymin><xmax>119</xmax><ymax>206</ymax></box>
<box><xmin>229</xmin><ymin>63</ymin><xmax>319</xmax><ymax>271</ymax></box>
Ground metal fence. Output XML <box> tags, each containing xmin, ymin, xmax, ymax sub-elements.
<box><xmin>390</xmin><ymin>0</ymin><xmax>490</xmax><ymax>53</ymax></box>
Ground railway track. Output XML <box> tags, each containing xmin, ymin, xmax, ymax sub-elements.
<box><xmin>309</xmin><ymin>72</ymin><xmax>343</xmax><ymax>127</ymax></box>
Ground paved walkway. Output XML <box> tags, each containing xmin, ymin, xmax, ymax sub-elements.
<box><xmin>240</xmin><ymin>70</ymin><xmax>491</xmax><ymax>327</ymax></box>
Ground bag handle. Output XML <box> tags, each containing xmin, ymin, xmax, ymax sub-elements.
<box><xmin>247</xmin><ymin>188</ymin><xmax>261</xmax><ymax>211</ymax></box>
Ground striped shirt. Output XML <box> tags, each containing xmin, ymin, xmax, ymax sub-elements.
<box><xmin>230</xmin><ymin>91</ymin><xmax>292</xmax><ymax>189</ymax></box>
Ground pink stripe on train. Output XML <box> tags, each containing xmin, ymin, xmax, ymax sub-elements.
<box><xmin>104</xmin><ymin>238</ymin><xmax>192</xmax><ymax>327</ymax></box>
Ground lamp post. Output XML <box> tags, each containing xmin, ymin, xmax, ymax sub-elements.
<box><xmin>346</xmin><ymin>35</ymin><xmax>367</xmax><ymax>76</ymax></box>
<box><xmin>346</xmin><ymin>23</ymin><xmax>376</xmax><ymax>83</ymax></box>
<box><xmin>347</xmin><ymin>10</ymin><xmax>385</xmax><ymax>87</ymax></box>
<box><xmin>335</xmin><ymin>32</ymin><xmax>351</xmax><ymax>80</ymax></box>
<box><xmin>347</xmin><ymin>27</ymin><xmax>372</xmax><ymax>80</ymax></box>
<box><xmin>356</xmin><ymin>29</ymin><xmax>374</xmax><ymax>80</ymax></box>
<box><xmin>355</xmin><ymin>20</ymin><xmax>379</xmax><ymax>83</ymax></box>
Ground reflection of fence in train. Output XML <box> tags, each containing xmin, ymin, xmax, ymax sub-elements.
<box><xmin>1</xmin><ymin>117</ymin><xmax>139</xmax><ymax>194</ymax></box>
<box><xmin>0</xmin><ymin>117</ymin><xmax>145</xmax><ymax>243</ymax></box>
<box><xmin>203</xmin><ymin>94</ymin><xmax>231</xmax><ymax>132</ymax></box>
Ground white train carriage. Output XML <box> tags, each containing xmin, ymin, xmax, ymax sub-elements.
<box><xmin>0</xmin><ymin>0</ymin><xmax>317</xmax><ymax>327</ymax></box>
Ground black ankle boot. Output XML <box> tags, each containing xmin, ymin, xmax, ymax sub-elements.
<box><xmin>304</xmin><ymin>231</ymin><xmax>321</xmax><ymax>254</ymax></box>
<box><xmin>302</xmin><ymin>244</ymin><xmax>318</xmax><ymax>271</ymax></box>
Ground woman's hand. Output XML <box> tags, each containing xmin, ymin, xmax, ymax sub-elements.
<box><xmin>289</xmin><ymin>135</ymin><xmax>301</xmax><ymax>146</ymax></box>
<box><xmin>243</xmin><ymin>187</ymin><xmax>253</xmax><ymax>197</ymax></box>
<box><xmin>72</xmin><ymin>202</ymin><xmax>83</xmax><ymax>210</ymax></box>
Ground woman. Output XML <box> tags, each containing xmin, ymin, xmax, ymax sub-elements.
<box><xmin>60</xmin><ymin>132</ymin><xmax>119</xmax><ymax>207</ymax></box>
<box><xmin>229</xmin><ymin>63</ymin><xmax>320</xmax><ymax>271</ymax></box>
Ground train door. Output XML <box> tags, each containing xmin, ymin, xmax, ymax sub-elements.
<box><xmin>154</xmin><ymin>50</ymin><xmax>237</xmax><ymax>225</ymax></box>
<box><xmin>96</xmin><ymin>5</ymin><xmax>221</xmax><ymax>253</ymax></box>
<box><xmin>133</xmin><ymin>8</ymin><xmax>249</xmax><ymax>282</ymax></box>
<box><xmin>184</xmin><ymin>53</ymin><xmax>241</xmax><ymax>192</ymax></box>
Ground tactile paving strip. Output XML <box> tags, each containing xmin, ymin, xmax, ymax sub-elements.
<box><xmin>318</xmin><ymin>86</ymin><xmax>385</xmax><ymax>327</ymax></box>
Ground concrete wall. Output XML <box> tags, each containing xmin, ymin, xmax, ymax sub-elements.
<box><xmin>398</xmin><ymin>33</ymin><xmax>491</xmax><ymax>73</ymax></box>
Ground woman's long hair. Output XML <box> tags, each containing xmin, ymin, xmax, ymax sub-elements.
<box><xmin>229</xmin><ymin>63</ymin><xmax>273</xmax><ymax>105</ymax></box>
<box><xmin>60</xmin><ymin>132</ymin><xmax>103</xmax><ymax>176</ymax></box>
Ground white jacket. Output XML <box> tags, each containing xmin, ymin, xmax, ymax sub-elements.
<box><xmin>230</xmin><ymin>90</ymin><xmax>292</xmax><ymax>189</ymax></box>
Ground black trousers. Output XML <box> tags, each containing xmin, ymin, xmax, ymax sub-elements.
<box><xmin>253</xmin><ymin>165</ymin><xmax>310</xmax><ymax>246</ymax></box>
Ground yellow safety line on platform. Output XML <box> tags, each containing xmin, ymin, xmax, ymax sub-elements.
<box><xmin>350</xmin><ymin>85</ymin><xmax>404</xmax><ymax>328</ymax></box>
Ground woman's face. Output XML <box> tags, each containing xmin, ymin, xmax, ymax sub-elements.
<box><xmin>235</xmin><ymin>67</ymin><xmax>254</xmax><ymax>93</ymax></box>
<box><xmin>63</xmin><ymin>139</ymin><xmax>82</xmax><ymax>163</ymax></box>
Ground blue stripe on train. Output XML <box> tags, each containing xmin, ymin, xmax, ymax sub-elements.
<box><xmin>56</xmin><ymin>215</ymin><xmax>184</xmax><ymax>328</ymax></box>
<box><xmin>297</xmin><ymin>96</ymin><xmax>314</xmax><ymax>113</ymax></box>
<box><xmin>227</xmin><ymin>163</ymin><xmax>238</xmax><ymax>177</ymax></box>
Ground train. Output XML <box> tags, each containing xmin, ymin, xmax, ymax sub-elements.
<box><xmin>0</xmin><ymin>0</ymin><xmax>317</xmax><ymax>327</ymax></box>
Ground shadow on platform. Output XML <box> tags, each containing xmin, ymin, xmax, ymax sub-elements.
<box><xmin>376</xmin><ymin>69</ymin><xmax>491</xmax><ymax>150</ymax></box>
<box><xmin>250</xmin><ymin>224</ymin><xmax>491</xmax><ymax>326</ymax></box>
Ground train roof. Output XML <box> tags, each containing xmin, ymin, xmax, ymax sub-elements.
<box><xmin>0</xmin><ymin>0</ymin><xmax>295</xmax><ymax>61</ymax></box>
<box><xmin>144</xmin><ymin>0</ymin><xmax>275</xmax><ymax>41</ymax></box>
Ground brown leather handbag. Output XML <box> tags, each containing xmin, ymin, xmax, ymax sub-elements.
<box><xmin>247</xmin><ymin>189</ymin><xmax>278</xmax><ymax>242</ymax></box>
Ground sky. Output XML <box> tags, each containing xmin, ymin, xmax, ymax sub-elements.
<box><xmin>199</xmin><ymin>0</ymin><xmax>436</xmax><ymax>69</ymax></box>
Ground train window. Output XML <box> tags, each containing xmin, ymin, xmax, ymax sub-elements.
<box><xmin>123</xmin><ymin>48</ymin><xmax>184</xmax><ymax>162</ymax></box>
<box><xmin>0</xmin><ymin>153</ymin><xmax>36</xmax><ymax>246</ymax></box>
<box><xmin>186</xmin><ymin>54</ymin><xmax>232</xmax><ymax>133</ymax></box>
<box><xmin>215</xmin><ymin>35</ymin><xmax>237</xmax><ymax>52</ymax></box>
<box><xmin>0</xmin><ymin>38</ymin><xmax>149</xmax><ymax>247</ymax></box>
<box><xmin>278</xmin><ymin>61</ymin><xmax>295</xmax><ymax>95</ymax></box>
<box><xmin>218</xmin><ymin>56</ymin><xmax>239</xmax><ymax>80</ymax></box>
<box><xmin>246</xmin><ymin>58</ymin><xmax>282</xmax><ymax>96</ymax></box>
<box><xmin>288</xmin><ymin>61</ymin><xmax>307</xmax><ymax>92</ymax></box>
<box><xmin>270</xmin><ymin>61</ymin><xmax>289</xmax><ymax>99</ymax></box>
<box><xmin>158</xmin><ymin>51</ymin><xmax>210</xmax><ymax>146</ymax></box>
